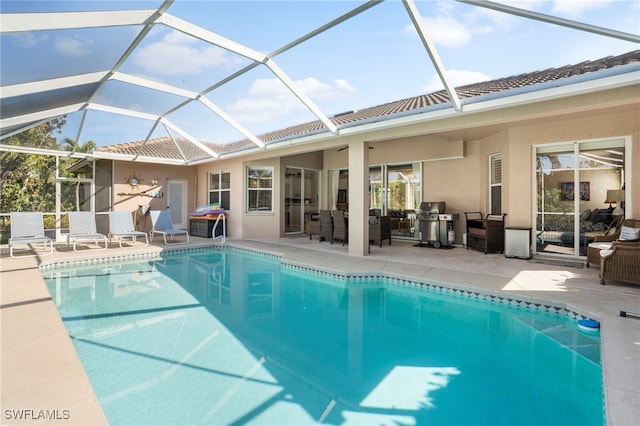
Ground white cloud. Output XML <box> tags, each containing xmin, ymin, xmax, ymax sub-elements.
<box><xmin>54</xmin><ymin>35</ymin><xmax>92</xmax><ymax>57</ymax></box>
<box><xmin>500</xmin><ymin>0</ymin><xmax>614</xmax><ymax>19</ymax></box>
<box><xmin>133</xmin><ymin>30</ymin><xmax>242</xmax><ymax>76</ymax></box>
<box><xmin>334</xmin><ymin>79</ymin><xmax>358</xmax><ymax>93</ymax></box>
<box><xmin>411</xmin><ymin>0</ymin><xmax>616</xmax><ymax>49</ymax></box>
<box><xmin>298</xmin><ymin>77</ymin><xmax>357</xmax><ymax>101</ymax></box>
<box><xmin>551</xmin><ymin>0</ymin><xmax>613</xmax><ymax>18</ymax></box>
<box><xmin>405</xmin><ymin>0</ymin><xmax>519</xmax><ymax>49</ymax></box>
<box><xmin>422</xmin><ymin>69</ymin><xmax>492</xmax><ymax>93</ymax></box>
<box><xmin>227</xmin><ymin>76</ymin><xmax>357</xmax><ymax>125</ymax></box>
<box><xmin>420</xmin><ymin>15</ymin><xmax>473</xmax><ymax>48</ymax></box>
<box><xmin>466</xmin><ymin>5</ymin><xmax>516</xmax><ymax>32</ymax></box>
<box><xmin>500</xmin><ymin>0</ymin><xmax>548</xmax><ymax>11</ymax></box>
<box><xmin>11</xmin><ymin>33</ymin><xmax>48</xmax><ymax>48</ymax></box>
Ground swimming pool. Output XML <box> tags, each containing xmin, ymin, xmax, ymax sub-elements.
<box><xmin>43</xmin><ymin>248</ymin><xmax>603</xmax><ymax>425</ymax></box>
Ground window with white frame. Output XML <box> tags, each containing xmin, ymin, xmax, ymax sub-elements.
<box><xmin>247</xmin><ymin>166</ymin><xmax>273</xmax><ymax>212</ymax></box>
<box><xmin>490</xmin><ymin>153</ymin><xmax>502</xmax><ymax>215</ymax></box>
<box><xmin>208</xmin><ymin>170</ymin><xmax>230</xmax><ymax>210</ymax></box>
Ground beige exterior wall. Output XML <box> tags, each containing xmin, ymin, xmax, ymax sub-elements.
<box><xmin>112</xmin><ymin>162</ymin><xmax>196</xmax><ymax>233</ymax></box>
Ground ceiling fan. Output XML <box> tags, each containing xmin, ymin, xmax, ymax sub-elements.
<box><xmin>337</xmin><ymin>146</ymin><xmax>374</xmax><ymax>151</ymax></box>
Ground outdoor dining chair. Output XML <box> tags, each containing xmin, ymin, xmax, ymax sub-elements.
<box><xmin>149</xmin><ymin>210</ymin><xmax>189</xmax><ymax>245</ymax></box>
<box><xmin>108</xmin><ymin>211</ymin><xmax>149</xmax><ymax>248</ymax></box>
<box><xmin>332</xmin><ymin>210</ymin><xmax>348</xmax><ymax>245</ymax></box>
<box><xmin>319</xmin><ymin>210</ymin><xmax>333</xmax><ymax>243</ymax></box>
<box><xmin>9</xmin><ymin>212</ymin><xmax>54</xmax><ymax>257</ymax></box>
<box><xmin>67</xmin><ymin>211</ymin><xmax>108</xmax><ymax>251</ymax></box>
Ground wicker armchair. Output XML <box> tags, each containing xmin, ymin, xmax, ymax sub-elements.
<box><xmin>600</xmin><ymin>241</ymin><xmax>640</xmax><ymax>285</ymax></box>
<box><xmin>370</xmin><ymin>216</ymin><xmax>391</xmax><ymax>247</ymax></box>
<box><xmin>586</xmin><ymin>218</ymin><xmax>639</xmax><ymax>267</ymax></box>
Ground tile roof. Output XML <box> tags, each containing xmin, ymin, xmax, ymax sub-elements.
<box><xmin>96</xmin><ymin>50</ymin><xmax>640</xmax><ymax>161</ymax></box>
<box><xmin>96</xmin><ymin>137</ymin><xmax>215</xmax><ymax>163</ymax></box>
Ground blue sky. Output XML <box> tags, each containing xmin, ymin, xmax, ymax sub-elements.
<box><xmin>1</xmin><ymin>0</ymin><xmax>639</xmax><ymax>148</ymax></box>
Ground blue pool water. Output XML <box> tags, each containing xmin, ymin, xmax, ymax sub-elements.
<box><xmin>43</xmin><ymin>249</ymin><xmax>603</xmax><ymax>425</ymax></box>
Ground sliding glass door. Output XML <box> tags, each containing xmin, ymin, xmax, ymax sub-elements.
<box><xmin>535</xmin><ymin>139</ymin><xmax>625</xmax><ymax>258</ymax></box>
<box><xmin>285</xmin><ymin>167</ymin><xmax>320</xmax><ymax>234</ymax></box>
<box><xmin>327</xmin><ymin>162</ymin><xmax>421</xmax><ymax>239</ymax></box>
<box><xmin>370</xmin><ymin>162</ymin><xmax>421</xmax><ymax>239</ymax></box>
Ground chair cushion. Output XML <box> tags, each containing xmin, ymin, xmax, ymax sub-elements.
<box><xmin>599</xmin><ymin>249</ymin><xmax>613</xmax><ymax>257</ymax></box>
<box><xmin>589</xmin><ymin>242</ymin><xmax>612</xmax><ymax>250</ymax></box>
<box><xmin>619</xmin><ymin>226</ymin><xmax>640</xmax><ymax>240</ymax></box>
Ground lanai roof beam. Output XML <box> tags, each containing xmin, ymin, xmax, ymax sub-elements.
<box><xmin>0</xmin><ymin>10</ymin><xmax>157</xmax><ymax>33</ymax></box>
<box><xmin>402</xmin><ymin>0</ymin><xmax>462</xmax><ymax>112</ymax></box>
<box><xmin>458</xmin><ymin>0</ymin><xmax>640</xmax><ymax>44</ymax></box>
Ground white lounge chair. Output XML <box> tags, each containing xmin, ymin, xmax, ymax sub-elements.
<box><xmin>149</xmin><ymin>210</ymin><xmax>189</xmax><ymax>245</ymax></box>
<box><xmin>108</xmin><ymin>211</ymin><xmax>149</xmax><ymax>248</ymax></box>
<box><xmin>9</xmin><ymin>212</ymin><xmax>54</xmax><ymax>257</ymax></box>
<box><xmin>67</xmin><ymin>212</ymin><xmax>108</xmax><ymax>251</ymax></box>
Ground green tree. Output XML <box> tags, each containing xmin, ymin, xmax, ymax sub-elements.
<box><xmin>60</xmin><ymin>137</ymin><xmax>96</xmax><ymax>154</ymax></box>
<box><xmin>0</xmin><ymin>119</ymin><xmax>65</xmax><ymax>217</ymax></box>
<box><xmin>0</xmin><ymin>119</ymin><xmax>98</xmax><ymax>228</ymax></box>
<box><xmin>59</xmin><ymin>137</ymin><xmax>96</xmax><ymax>211</ymax></box>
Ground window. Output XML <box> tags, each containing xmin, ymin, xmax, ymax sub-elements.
<box><xmin>490</xmin><ymin>153</ymin><xmax>502</xmax><ymax>215</ymax></box>
<box><xmin>247</xmin><ymin>167</ymin><xmax>273</xmax><ymax>212</ymax></box>
<box><xmin>208</xmin><ymin>171</ymin><xmax>230</xmax><ymax>210</ymax></box>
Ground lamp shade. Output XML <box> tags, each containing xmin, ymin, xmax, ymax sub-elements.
<box><xmin>605</xmin><ymin>189</ymin><xmax>622</xmax><ymax>204</ymax></box>
<box><xmin>612</xmin><ymin>205</ymin><xmax>624</xmax><ymax>216</ymax></box>
<box><xmin>612</xmin><ymin>190</ymin><xmax>625</xmax><ymax>216</ymax></box>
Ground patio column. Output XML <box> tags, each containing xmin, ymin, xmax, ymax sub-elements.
<box><xmin>348</xmin><ymin>140</ymin><xmax>369</xmax><ymax>256</ymax></box>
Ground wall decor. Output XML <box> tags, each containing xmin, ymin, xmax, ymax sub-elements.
<box><xmin>124</xmin><ymin>173</ymin><xmax>144</xmax><ymax>189</ymax></box>
<box><xmin>560</xmin><ymin>181</ymin><xmax>590</xmax><ymax>201</ymax></box>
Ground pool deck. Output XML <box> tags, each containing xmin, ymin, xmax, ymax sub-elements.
<box><xmin>1</xmin><ymin>235</ymin><xmax>639</xmax><ymax>425</ymax></box>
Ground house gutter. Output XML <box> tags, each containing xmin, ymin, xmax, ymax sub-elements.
<box><xmin>91</xmin><ymin>152</ymin><xmax>190</xmax><ymax>166</ymax></box>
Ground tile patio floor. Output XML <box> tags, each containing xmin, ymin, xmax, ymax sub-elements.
<box><xmin>1</xmin><ymin>235</ymin><xmax>638</xmax><ymax>425</ymax></box>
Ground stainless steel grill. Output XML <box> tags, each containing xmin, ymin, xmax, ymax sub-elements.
<box><xmin>416</xmin><ymin>201</ymin><xmax>459</xmax><ymax>248</ymax></box>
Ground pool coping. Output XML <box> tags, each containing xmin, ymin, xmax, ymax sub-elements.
<box><xmin>2</xmin><ymin>240</ymin><xmax>639</xmax><ymax>425</ymax></box>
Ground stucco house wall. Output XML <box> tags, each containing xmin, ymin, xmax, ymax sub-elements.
<box><xmin>112</xmin><ymin>162</ymin><xmax>197</xmax><ymax>233</ymax></box>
